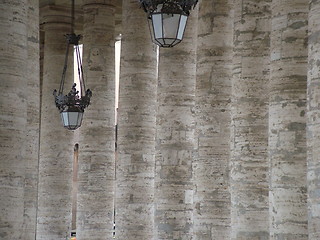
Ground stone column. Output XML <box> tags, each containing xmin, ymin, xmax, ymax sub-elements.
<box><xmin>23</xmin><ymin>0</ymin><xmax>40</xmax><ymax>239</ymax></box>
<box><xmin>37</xmin><ymin>6</ymin><xmax>74</xmax><ymax>240</ymax></box>
<box><xmin>230</xmin><ymin>0</ymin><xmax>271</xmax><ymax>239</ymax></box>
<box><xmin>155</xmin><ymin>10</ymin><xmax>198</xmax><ymax>240</ymax></box>
<box><xmin>269</xmin><ymin>0</ymin><xmax>308</xmax><ymax>239</ymax></box>
<box><xmin>115</xmin><ymin>0</ymin><xmax>122</xmax><ymax>39</ymax></box>
<box><xmin>193</xmin><ymin>0</ymin><xmax>233</xmax><ymax>239</ymax></box>
<box><xmin>0</xmin><ymin>1</ymin><xmax>28</xmax><ymax>239</ymax></box>
<box><xmin>76</xmin><ymin>1</ymin><xmax>116</xmax><ymax>239</ymax></box>
<box><xmin>116</xmin><ymin>0</ymin><xmax>157</xmax><ymax>239</ymax></box>
<box><xmin>307</xmin><ymin>0</ymin><xmax>320</xmax><ymax>239</ymax></box>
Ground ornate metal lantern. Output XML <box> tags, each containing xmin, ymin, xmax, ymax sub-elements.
<box><xmin>53</xmin><ymin>0</ymin><xmax>92</xmax><ymax>130</ymax></box>
<box><xmin>139</xmin><ymin>0</ymin><xmax>198</xmax><ymax>47</ymax></box>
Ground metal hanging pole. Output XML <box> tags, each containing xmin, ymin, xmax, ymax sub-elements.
<box><xmin>59</xmin><ymin>42</ymin><xmax>70</xmax><ymax>95</ymax></box>
<box><xmin>75</xmin><ymin>46</ymin><xmax>86</xmax><ymax>96</ymax></box>
<box><xmin>71</xmin><ymin>0</ymin><xmax>75</xmax><ymax>34</ymax></box>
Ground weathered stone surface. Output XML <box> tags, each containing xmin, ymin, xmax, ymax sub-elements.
<box><xmin>4</xmin><ymin>1</ymin><xmax>320</xmax><ymax>239</ymax></box>
<box><xmin>194</xmin><ymin>0</ymin><xmax>233</xmax><ymax>239</ymax></box>
<box><xmin>230</xmin><ymin>0</ymin><xmax>271</xmax><ymax>239</ymax></box>
<box><xmin>155</xmin><ymin>9</ymin><xmax>198</xmax><ymax>240</ymax></box>
<box><xmin>116</xmin><ymin>0</ymin><xmax>157</xmax><ymax>239</ymax></box>
<box><xmin>269</xmin><ymin>1</ymin><xmax>308</xmax><ymax>239</ymax></box>
<box><xmin>0</xmin><ymin>1</ymin><xmax>28</xmax><ymax>239</ymax></box>
<box><xmin>37</xmin><ymin>6</ymin><xmax>74</xmax><ymax>240</ymax></box>
<box><xmin>23</xmin><ymin>0</ymin><xmax>40</xmax><ymax>239</ymax></box>
<box><xmin>307</xmin><ymin>0</ymin><xmax>320</xmax><ymax>239</ymax></box>
<box><xmin>76</xmin><ymin>1</ymin><xmax>116</xmax><ymax>239</ymax></box>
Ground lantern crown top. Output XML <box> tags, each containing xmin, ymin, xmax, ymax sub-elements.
<box><xmin>139</xmin><ymin>0</ymin><xmax>198</xmax><ymax>15</ymax></box>
<box><xmin>53</xmin><ymin>83</ymin><xmax>92</xmax><ymax>113</ymax></box>
<box><xmin>66</xmin><ymin>33</ymin><xmax>81</xmax><ymax>45</ymax></box>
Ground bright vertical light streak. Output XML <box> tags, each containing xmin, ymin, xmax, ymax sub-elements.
<box><xmin>74</xmin><ymin>44</ymin><xmax>83</xmax><ymax>96</ymax></box>
<box><xmin>156</xmin><ymin>45</ymin><xmax>159</xmax><ymax>79</ymax></box>
<box><xmin>114</xmin><ymin>38</ymin><xmax>122</xmax><ymax>238</ymax></box>
<box><xmin>115</xmin><ymin>40</ymin><xmax>121</xmax><ymax>124</ymax></box>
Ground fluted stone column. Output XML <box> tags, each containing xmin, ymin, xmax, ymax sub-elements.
<box><xmin>76</xmin><ymin>1</ymin><xmax>116</xmax><ymax>239</ymax></box>
<box><xmin>0</xmin><ymin>1</ymin><xmax>28</xmax><ymax>239</ymax></box>
<box><xmin>230</xmin><ymin>1</ymin><xmax>271</xmax><ymax>239</ymax></box>
<box><xmin>269</xmin><ymin>1</ymin><xmax>308</xmax><ymax>239</ymax></box>
<box><xmin>23</xmin><ymin>0</ymin><xmax>40</xmax><ymax>239</ymax></box>
<box><xmin>155</xmin><ymin>11</ymin><xmax>198</xmax><ymax>240</ymax></box>
<box><xmin>307</xmin><ymin>0</ymin><xmax>320</xmax><ymax>238</ymax></box>
<box><xmin>194</xmin><ymin>0</ymin><xmax>233</xmax><ymax>239</ymax></box>
<box><xmin>37</xmin><ymin>6</ymin><xmax>74</xmax><ymax>240</ymax></box>
<box><xmin>116</xmin><ymin>0</ymin><xmax>157</xmax><ymax>239</ymax></box>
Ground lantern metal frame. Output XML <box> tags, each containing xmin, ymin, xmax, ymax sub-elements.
<box><xmin>53</xmin><ymin>0</ymin><xmax>92</xmax><ymax>130</ymax></box>
<box><xmin>139</xmin><ymin>0</ymin><xmax>198</xmax><ymax>47</ymax></box>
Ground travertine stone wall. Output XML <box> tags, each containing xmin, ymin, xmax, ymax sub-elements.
<box><xmin>194</xmin><ymin>0</ymin><xmax>233</xmax><ymax>239</ymax></box>
<box><xmin>269</xmin><ymin>0</ymin><xmax>308</xmax><ymax>239</ymax></box>
<box><xmin>155</xmin><ymin>11</ymin><xmax>197</xmax><ymax>240</ymax></box>
<box><xmin>0</xmin><ymin>1</ymin><xmax>28</xmax><ymax>239</ymax></box>
<box><xmin>115</xmin><ymin>0</ymin><xmax>122</xmax><ymax>38</ymax></box>
<box><xmin>230</xmin><ymin>0</ymin><xmax>271</xmax><ymax>239</ymax></box>
<box><xmin>24</xmin><ymin>0</ymin><xmax>40</xmax><ymax>239</ymax></box>
<box><xmin>116</xmin><ymin>0</ymin><xmax>157</xmax><ymax>239</ymax></box>
<box><xmin>77</xmin><ymin>1</ymin><xmax>116</xmax><ymax>239</ymax></box>
<box><xmin>307</xmin><ymin>0</ymin><xmax>320</xmax><ymax>239</ymax></box>
<box><xmin>37</xmin><ymin>6</ymin><xmax>74</xmax><ymax>240</ymax></box>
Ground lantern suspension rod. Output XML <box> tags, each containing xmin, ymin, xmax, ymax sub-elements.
<box><xmin>75</xmin><ymin>46</ymin><xmax>86</xmax><ymax>95</ymax></box>
<box><xmin>71</xmin><ymin>0</ymin><xmax>75</xmax><ymax>34</ymax></box>
<box><xmin>59</xmin><ymin>40</ymin><xmax>70</xmax><ymax>94</ymax></box>
<box><xmin>58</xmin><ymin>0</ymin><xmax>76</xmax><ymax>95</ymax></box>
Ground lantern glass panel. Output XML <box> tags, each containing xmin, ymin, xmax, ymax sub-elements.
<box><xmin>61</xmin><ymin>111</ymin><xmax>69</xmax><ymax>126</ymax></box>
<box><xmin>69</xmin><ymin>112</ymin><xmax>79</xmax><ymax>126</ymax></box>
<box><xmin>177</xmin><ymin>15</ymin><xmax>188</xmax><ymax>39</ymax></box>
<box><xmin>162</xmin><ymin>13</ymin><xmax>180</xmax><ymax>39</ymax></box>
<box><xmin>158</xmin><ymin>38</ymin><xmax>165</xmax><ymax>46</ymax></box>
<box><xmin>152</xmin><ymin>14</ymin><xmax>163</xmax><ymax>39</ymax></box>
<box><xmin>60</xmin><ymin>111</ymin><xmax>83</xmax><ymax>130</ymax></box>
<box><xmin>164</xmin><ymin>39</ymin><xmax>175</xmax><ymax>45</ymax></box>
<box><xmin>77</xmin><ymin>112</ymin><xmax>83</xmax><ymax>127</ymax></box>
<box><xmin>148</xmin><ymin>17</ymin><xmax>155</xmax><ymax>43</ymax></box>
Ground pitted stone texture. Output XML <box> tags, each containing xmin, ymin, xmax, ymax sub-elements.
<box><xmin>23</xmin><ymin>0</ymin><xmax>40</xmax><ymax>239</ymax></box>
<box><xmin>269</xmin><ymin>1</ymin><xmax>308</xmax><ymax>239</ymax></box>
<box><xmin>194</xmin><ymin>0</ymin><xmax>233</xmax><ymax>239</ymax></box>
<box><xmin>76</xmin><ymin>2</ymin><xmax>116</xmax><ymax>239</ymax></box>
<box><xmin>37</xmin><ymin>7</ymin><xmax>74</xmax><ymax>240</ymax></box>
<box><xmin>307</xmin><ymin>1</ymin><xmax>320</xmax><ymax>239</ymax></box>
<box><xmin>0</xmin><ymin>1</ymin><xmax>28</xmax><ymax>239</ymax></box>
<box><xmin>231</xmin><ymin>0</ymin><xmax>271</xmax><ymax>239</ymax></box>
<box><xmin>155</xmin><ymin>10</ymin><xmax>197</xmax><ymax>240</ymax></box>
<box><xmin>116</xmin><ymin>0</ymin><xmax>157</xmax><ymax>239</ymax></box>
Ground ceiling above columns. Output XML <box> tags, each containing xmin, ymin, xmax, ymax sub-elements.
<box><xmin>39</xmin><ymin>0</ymin><xmax>122</xmax><ymax>37</ymax></box>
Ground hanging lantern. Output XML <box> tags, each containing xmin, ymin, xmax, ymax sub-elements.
<box><xmin>53</xmin><ymin>0</ymin><xmax>92</xmax><ymax>130</ymax></box>
<box><xmin>54</xmin><ymin>82</ymin><xmax>91</xmax><ymax>130</ymax></box>
<box><xmin>139</xmin><ymin>0</ymin><xmax>198</xmax><ymax>47</ymax></box>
